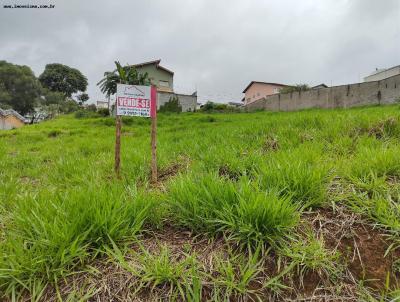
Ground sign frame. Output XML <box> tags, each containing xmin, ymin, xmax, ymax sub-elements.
<box><xmin>114</xmin><ymin>84</ymin><xmax>157</xmax><ymax>182</ymax></box>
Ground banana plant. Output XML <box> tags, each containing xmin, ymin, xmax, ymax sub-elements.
<box><xmin>97</xmin><ymin>61</ymin><xmax>151</xmax><ymax>97</ymax></box>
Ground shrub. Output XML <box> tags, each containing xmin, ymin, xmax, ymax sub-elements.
<box><xmin>280</xmin><ymin>84</ymin><xmax>310</xmax><ymax>94</ymax></box>
<box><xmin>199</xmin><ymin>101</ymin><xmax>241</xmax><ymax>113</ymax></box>
<box><xmin>97</xmin><ymin>108</ymin><xmax>110</xmax><ymax>116</ymax></box>
<box><xmin>74</xmin><ymin>110</ymin><xmax>89</xmax><ymax>118</ymax></box>
<box><xmin>159</xmin><ymin>96</ymin><xmax>182</xmax><ymax>113</ymax></box>
<box><xmin>59</xmin><ymin>99</ymin><xmax>80</xmax><ymax>113</ymax></box>
<box><xmin>200</xmin><ymin>101</ymin><xmax>228</xmax><ymax>112</ymax></box>
<box><xmin>74</xmin><ymin>110</ymin><xmax>100</xmax><ymax>119</ymax></box>
<box><xmin>86</xmin><ymin>104</ymin><xmax>97</xmax><ymax>112</ymax></box>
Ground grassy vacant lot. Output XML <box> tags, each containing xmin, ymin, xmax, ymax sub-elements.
<box><xmin>1</xmin><ymin>106</ymin><xmax>400</xmax><ymax>301</ymax></box>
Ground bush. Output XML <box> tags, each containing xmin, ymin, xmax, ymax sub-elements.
<box><xmin>59</xmin><ymin>99</ymin><xmax>80</xmax><ymax>113</ymax></box>
<box><xmin>201</xmin><ymin>101</ymin><xmax>227</xmax><ymax>112</ymax></box>
<box><xmin>159</xmin><ymin>96</ymin><xmax>182</xmax><ymax>113</ymax></box>
<box><xmin>86</xmin><ymin>104</ymin><xmax>97</xmax><ymax>112</ymax></box>
<box><xmin>97</xmin><ymin>108</ymin><xmax>110</xmax><ymax>117</ymax></box>
<box><xmin>200</xmin><ymin>101</ymin><xmax>240</xmax><ymax>113</ymax></box>
<box><xmin>280</xmin><ymin>84</ymin><xmax>310</xmax><ymax>94</ymax></box>
<box><xmin>74</xmin><ymin>110</ymin><xmax>89</xmax><ymax>118</ymax></box>
<box><xmin>74</xmin><ymin>110</ymin><xmax>100</xmax><ymax>119</ymax></box>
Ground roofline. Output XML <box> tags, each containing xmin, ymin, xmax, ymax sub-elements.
<box><xmin>242</xmin><ymin>81</ymin><xmax>288</xmax><ymax>93</ymax></box>
<box><xmin>365</xmin><ymin>65</ymin><xmax>400</xmax><ymax>78</ymax></box>
<box><xmin>0</xmin><ymin>108</ymin><xmax>26</xmax><ymax>123</ymax></box>
<box><xmin>131</xmin><ymin>59</ymin><xmax>174</xmax><ymax>75</ymax></box>
<box><xmin>312</xmin><ymin>83</ymin><xmax>328</xmax><ymax>88</ymax></box>
<box><xmin>157</xmin><ymin>91</ymin><xmax>197</xmax><ymax>97</ymax></box>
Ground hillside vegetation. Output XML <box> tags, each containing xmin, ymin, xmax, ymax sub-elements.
<box><xmin>1</xmin><ymin>106</ymin><xmax>400</xmax><ymax>301</ymax></box>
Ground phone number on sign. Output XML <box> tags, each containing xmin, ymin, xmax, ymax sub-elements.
<box><xmin>118</xmin><ymin>108</ymin><xmax>150</xmax><ymax>117</ymax></box>
<box><xmin>117</xmin><ymin>97</ymin><xmax>150</xmax><ymax>108</ymax></box>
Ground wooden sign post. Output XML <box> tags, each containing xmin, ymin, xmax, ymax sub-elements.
<box><xmin>114</xmin><ymin>115</ymin><xmax>122</xmax><ymax>178</ymax></box>
<box><xmin>114</xmin><ymin>84</ymin><xmax>158</xmax><ymax>181</ymax></box>
<box><xmin>150</xmin><ymin>86</ymin><xmax>158</xmax><ymax>183</ymax></box>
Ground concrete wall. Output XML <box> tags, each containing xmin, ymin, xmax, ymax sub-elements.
<box><xmin>364</xmin><ymin>66</ymin><xmax>400</xmax><ymax>82</ymax></box>
<box><xmin>245</xmin><ymin>74</ymin><xmax>400</xmax><ymax>112</ymax></box>
<box><xmin>157</xmin><ymin>91</ymin><xmax>197</xmax><ymax>112</ymax></box>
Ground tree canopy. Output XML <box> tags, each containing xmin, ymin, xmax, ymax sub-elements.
<box><xmin>0</xmin><ymin>60</ymin><xmax>42</xmax><ymax>115</ymax></box>
<box><xmin>280</xmin><ymin>84</ymin><xmax>310</xmax><ymax>94</ymax></box>
<box><xmin>97</xmin><ymin>61</ymin><xmax>151</xmax><ymax>97</ymax></box>
<box><xmin>77</xmin><ymin>93</ymin><xmax>89</xmax><ymax>105</ymax></box>
<box><xmin>39</xmin><ymin>63</ymin><xmax>88</xmax><ymax>97</ymax></box>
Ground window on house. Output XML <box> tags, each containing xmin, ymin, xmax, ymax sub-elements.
<box><xmin>273</xmin><ymin>88</ymin><xmax>280</xmax><ymax>94</ymax></box>
<box><xmin>159</xmin><ymin>80</ymin><xmax>169</xmax><ymax>87</ymax></box>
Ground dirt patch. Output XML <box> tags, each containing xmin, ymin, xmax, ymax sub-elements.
<box><xmin>122</xmin><ymin>131</ymin><xmax>135</xmax><ymax>136</ymax></box>
<box><xmin>47</xmin><ymin>130</ymin><xmax>63</xmax><ymax>138</ymax></box>
<box><xmin>351</xmin><ymin>117</ymin><xmax>399</xmax><ymax>140</ymax></box>
<box><xmin>36</xmin><ymin>260</ymin><xmax>140</xmax><ymax>302</ymax></box>
<box><xmin>19</xmin><ymin>176</ymin><xmax>40</xmax><ymax>186</ymax></box>
<box><xmin>303</xmin><ymin>206</ymin><xmax>400</xmax><ymax>291</ymax></box>
<box><xmin>367</xmin><ymin>117</ymin><xmax>398</xmax><ymax>139</ymax></box>
<box><xmin>150</xmin><ymin>156</ymin><xmax>190</xmax><ymax>186</ymax></box>
<box><xmin>299</xmin><ymin>132</ymin><xmax>314</xmax><ymax>143</ymax></box>
<box><xmin>157</xmin><ymin>163</ymin><xmax>182</xmax><ymax>182</ymax></box>
<box><xmin>218</xmin><ymin>164</ymin><xmax>241</xmax><ymax>181</ymax></box>
<box><xmin>7</xmin><ymin>151</ymin><xmax>18</xmax><ymax>157</ymax></box>
<box><xmin>262</xmin><ymin>135</ymin><xmax>279</xmax><ymax>152</ymax></box>
<box><xmin>38</xmin><ymin>227</ymin><xmax>229</xmax><ymax>302</ymax></box>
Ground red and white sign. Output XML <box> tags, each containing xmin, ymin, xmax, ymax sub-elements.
<box><xmin>116</xmin><ymin>84</ymin><xmax>156</xmax><ymax>117</ymax></box>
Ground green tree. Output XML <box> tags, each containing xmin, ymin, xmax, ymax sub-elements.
<box><xmin>159</xmin><ymin>96</ymin><xmax>182</xmax><ymax>113</ymax></box>
<box><xmin>59</xmin><ymin>99</ymin><xmax>80</xmax><ymax>113</ymax></box>
<box><xmin>39</xmin><ymin>63</ymin><xmax>88</xmax><ymax>97</ymax></box>
<box><xmin>0</xmin><ymin>60</ymin><xmax>42</xmax><ymax>115</ymax></box>
<box><xmin>97</xmin><ymin>61</ymin><xmax>151</xmax><ymax>97</ymax></box>
<box><xmin>280</xmin><ymin>84</ymin><xmax>310</xmax><ymax>94</ymax></box>
<box><xmin>200</xmin><ymin>101</ymin><xmax>229</xmax><ymax>112</ymax></box>
<box><xmin>42</xmin><ymin>90</ymin><xmax>65</xmax><ymax>106</ymax></box>
<box><xmin>77</xmin><ymin>93</ymin><xmax>89</xmax><ymax>105</ymax></box>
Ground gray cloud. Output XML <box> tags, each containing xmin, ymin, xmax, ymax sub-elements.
<box><xmin>1</xmin><ymin>0</ymin><xmax>399</xmax><ymax>103</ymax></box>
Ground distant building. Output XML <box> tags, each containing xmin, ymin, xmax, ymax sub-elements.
<box><xmin>131</xmin><ymin>59</ymin><xmax>197</xmax><ymax>112</ymax></box>
<box><xmin>242</xmin><ymin>81</ymin><xmax>288</xmax><ymax>105</ymax></box>
<box><xmin>228</xmin><ymin>102</ymin><xmax>243</xmax><ymax>108</ymax></box>
<box><xmin>96</xmin><ymin>101</ymin><xmax>109</xmax><ymax>109</ymax></box>
<box><xmin>0</xmin><ymin>108</ymin><xmax>26</xmax><ymax>130</ymax></box>
<box><xmin>132</xmin><ymin>59</ymin><xmax>174</xmax><ymax>93</ymax></box>
<box><xmin>364</xmin><ymin>65</ymin><xmax>400</xmax><ymax>82</ymax></box>
<box><xmin>312</xmin><ymin>83</ymin><xmax>328</xmax><ymax>89</ymax></box>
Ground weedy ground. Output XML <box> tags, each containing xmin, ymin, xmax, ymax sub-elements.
<box><xmin>1</xmin><ymin>105</ymin><xmax>400</xmax><ymax>301</ymax></box>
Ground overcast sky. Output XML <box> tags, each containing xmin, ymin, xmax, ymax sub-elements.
<box><xmin>1</xmin><ymin>0</ymin><xmax>399</xmax><ymax>103</ymax></box>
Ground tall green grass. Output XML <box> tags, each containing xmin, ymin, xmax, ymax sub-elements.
<box><xmin>1</xmin><ymin>106</ymin><xmax>400</xmax><ymax>298</ymax></box>
<box><xmin>168</xmin><ymin>174</ymin><xmax>299</xmax><ymax>245</ymax></box>
<box><xmin>0</xmin><ymin>183</ymin><xmax>155</xmax><ymax>295</ymax></box>
<box><xmin>256</xmin><ymin>147</ymin><xmax>331</xmax><ymax>208</ymax></box>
